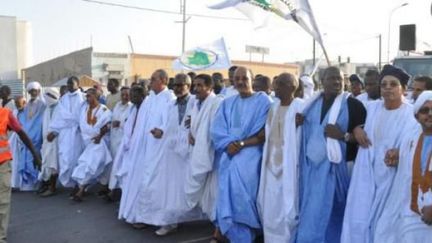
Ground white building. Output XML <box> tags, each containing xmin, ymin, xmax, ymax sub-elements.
<box><xmin>0</xmin><ymin>15</ymin><xmax>32</xmax><ymax>80</ymax></box>
<box><xmin>0</xmin><ymin>16</ymin><xmax>32</xmax><ymax>96</ymax></box>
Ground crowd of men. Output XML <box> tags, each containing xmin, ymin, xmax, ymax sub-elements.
<box><xmin>0</xmin><ymin>64</ymin><xmax>432</xmax><ymax>243</ymax></box>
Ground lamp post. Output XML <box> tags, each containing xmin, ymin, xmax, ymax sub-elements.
<box><xmin>387</xmin><ymin>2</ymin><xmax>408</xmax><ymax>63</ymax></box>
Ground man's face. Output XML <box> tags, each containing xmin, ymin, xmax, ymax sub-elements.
<box><xmin>130</xmin><ymin>89</ymin><xmax>144</xmax><ymax>105</ymax></box>
<box><xmin>380</xmin><ymin>75</ymin><xmax>404</xmax><ymax>103</ymax></box>
<box><xmin>234</xmin><ymin>68</ymin><xmax>253</xmax><ymax>96</ymax></box>
<box><xmin>121</xmin><ymin>89</ymin><xmax>130</xmax><ymax>104</ymax></box>
<box><xmin>412</xmin><ymin>80</ymin><xmax>427</xmax><ymax>101</ymax></box>
<box><xmin>150</xmin><ymin>72</ymin><xmax>164</xmax><ymax>92</ymax></box>
<box><xmin>67</xmin><ymin>80</ymin><xmax>79</xmax><ymax>92</ymax></box>
<box><xmin>194</xmin><ymin>78</ymin><xmax>212</xmax><ymax>101</ymax></box>
<box><xmin>416</xmin><ymin>100</ymin><xmax>432</xmax><ymax>130</ymax></box>
<box><xmin>107</xmin><ymin>80</ymin><xmax>118</xmax><ymax>93</ymax></box>
<box><xmin>351</xmin><ymin>82</ymin><xmax>363</xmax><ymax>96</ymax></box>
<box><xmin>322</xmin><ymin>69</ymin><xmax>343</xmax><ymax>97</ymax></box>
<box><xmin>28</xmin><ymin>89</ymin><xmax>39</xmax><ymax>99</ymax></box>
<box><xmin>274</xmin><ymin>79</ymin><xmax>294</xmax><ymax>99</ymax></box>
<box><xmin>212</xmin><ymin>74</ymin><xmax>224</xmax><ymax>94</ymax></box>
<box><xmin>364</xmin><ymin>75</ymin><xmax>380</xmax><ymax>99</ymax></box>
<box><xmin>252</xmin><ymin>79</ymin><xmax>271</xmax><ymax>95</ymax></box>
<box><xmin>15</xmin><ymin>98</ymin><xmax>26</xmax><ymax>110</ymax></box>
<box><xmin>86</xmin><ymin>92</ymin><xmax>98</xmax><ymax>104</ymax></box>
<box><xmin>173</xmin><ymin>78</ymin><xmax>190</xmax><ymax>98</ymax></box>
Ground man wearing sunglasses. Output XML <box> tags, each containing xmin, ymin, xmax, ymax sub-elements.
<box><xmin>373</xmin><ymin>90</ymin><xmax>432</xmax><ymax>242</ymax></box>
<box><xmin>343</xmin><ymin>64</ymin><xmax>419</xmax><ymax>243</ymax></box>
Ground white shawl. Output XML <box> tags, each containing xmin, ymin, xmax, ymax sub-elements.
<box><xmin>302</xmin><ymin>92</ymin><xmax>350</xmax><ymax>164</ymax></box>
<box><xmin>185</xmin><ymin>93</ymin><xmax>222</xmax><ymax>219</ymax></box>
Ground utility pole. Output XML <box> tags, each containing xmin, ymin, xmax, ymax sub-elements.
<box><xmin>181</xmin><ymin>0</ymin><xmax>187</xmax><ymax>53</ymax></box>
<box><xmin>378</xmin><ymin>34</ymin><xmax>382</xmax><ymax>70</ymax></box>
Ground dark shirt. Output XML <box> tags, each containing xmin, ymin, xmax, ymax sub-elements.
<box><xmin>176</xmin><ymin>94</ymin><xmax>190</xmax><ymax>124</ymax></box>
<box><xmin>320</xmin><ymin>95</ymin><xmax>366</xmax><ymax>162</ymax></box>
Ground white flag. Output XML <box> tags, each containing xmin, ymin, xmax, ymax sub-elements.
<box><xmin>172</xmin><ymin>38</ymin><xmax>232</xmax><ymax>71</ymax></box>
<box><xmin>208</xmin><ymin>0</ymin><xmax>328</xmax><ymax>62</ymax></box>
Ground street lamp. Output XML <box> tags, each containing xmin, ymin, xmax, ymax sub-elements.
<box><xmin>387</xmin><ymin>2</ymin><xmax>409</xmax><ymax>63</ymax></box>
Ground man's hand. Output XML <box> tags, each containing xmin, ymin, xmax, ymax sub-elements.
<box><xmin>421</xmin><ymin>205</ymin><xmax>432</xmax><ymax>225</ymax></box>
<box><xmin>112</xmin><ymin>120</ymin><xmax>121</xmax><ymax>128</ymax></box>
<box><xmin>295</xmin><ymin>113</ymin><xmax>304</xmax><ymax>127</ymax></box>
<box><xmin>47</xmin><ymin>132</ymin><xmax>57</xmax><ymax>142</ymax></box>
<box><xmin>189</xmin><ymin>133</ymin><xmax>195</xmax><ymax>146</ymax></box>
<box><xmin>384</xmin><ymin>149</ymin><xmax>399</xmax><ymax>167</ymax></box>
<box><xmin>353</xmin><ymin>125</ymin><xmax>371</xmax><ymax>148</ymax></box>
<box><xmin>33</xmin><ymin>155</ymin><xmax>42</xmax><ymax>171</ymax></box>
<box><xmin>151</xmin><ymin>128</ymin><xmax>163</xmax><ymax>139</ymax></box>
<box><xmin>324</xmin><ymin>124</ymin><xmax>344</xmax><ymax>140</ymax></box>
<box><xmin>92</xmin><ymin>135</ymin><xmax>102</xmax><ymax>144</ymax></box>
<box><xmin>227</xmin><ymin>142</ymin><xmax>242</xmax><ymax>156</ymax></box>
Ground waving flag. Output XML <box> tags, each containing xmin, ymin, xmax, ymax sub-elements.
<box><xmin>208</xmin><ymin>0</ymin><xmax>330</xmax><ymax>65</ymax></box>
<box><xmin>172</xmin><ymin>38</ymin><xmax>232</xmax><ymax>71</ymax></box>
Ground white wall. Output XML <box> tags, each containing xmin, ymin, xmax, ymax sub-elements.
<box><xmin>0</xmin><ymin>16</ymin><xmax>18</xmax><ymax>80</ymax></box>
<box><xmin>0</xmin><ymin>16</ymin><xmax>32</xmax><ymax>80</ymax></box>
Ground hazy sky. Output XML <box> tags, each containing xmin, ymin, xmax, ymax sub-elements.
<box><xmin>1</xmin><ymin>0</ymin><xmax>431</xmax><ymax>66</ymax></box>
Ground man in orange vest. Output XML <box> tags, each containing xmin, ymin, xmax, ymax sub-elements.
<box><xmin>0</xmin><ymin>107</ymin><xmax>41</xmax><ymax>243</ymax></box>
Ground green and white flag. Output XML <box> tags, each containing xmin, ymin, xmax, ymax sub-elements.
<box><xmin>208</xmin><ymin>0</ymin><xmax>330</xmax><ymax>64</ymax></box>
<box><xmin>172</xmin><ymin>38</ymin><xmax>232</xmax><ymax>71</ymax></box>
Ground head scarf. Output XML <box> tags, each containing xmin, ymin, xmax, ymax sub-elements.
<box><xmin>414</xmin><ymin>91</ymin><xmax>432</xmax><ymax>114</ymax></box>
<box><xmin>379</xmin><ymin>64</ymin><xmax>410</xmax><ymax>87</ymax></box>
<box><xmin>300</xmin><ymin>74</ymin><xmax>315</xmax><ymax>99</ymax></box>
<box><xmin>26</xmin><ymin>81</ymin><xmax>45</xmax><ymax>103</ymax></box>
<box><xmin>43</xmin><ymin>87</ymin><xmax>60</xmax><ymax>107</ymax></box>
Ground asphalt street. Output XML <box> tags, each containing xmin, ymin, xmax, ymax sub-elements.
<box><xmin>8</xmin><ymin>187</ymin><xmax>214</xmax><ymax>243</ymax></box>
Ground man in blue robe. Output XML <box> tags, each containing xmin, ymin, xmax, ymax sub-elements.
<box><xmin>295</xmin><ymin>66</ymin><xmax>366</xmax><ymax>243</ymax></box>
<box><xmin>211</xmin><ymin>66</ymin><xmax>271</xmax><ymax>242</ymax></box>
<box><xmin>17</xmin><ymin>81</ymin><xmax>46</xmax><ymax>191</ymax></box>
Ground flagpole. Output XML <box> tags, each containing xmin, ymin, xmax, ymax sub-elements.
<box><xmin>321</xmin><ymin>44</ymin><xmax>331</xmax><ymax>66</ymax></box>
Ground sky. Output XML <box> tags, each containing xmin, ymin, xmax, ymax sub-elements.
<box><xmin>1</xmin><ymin>0</ymin><xmax>431</xmax><ymax>66</ymax></box>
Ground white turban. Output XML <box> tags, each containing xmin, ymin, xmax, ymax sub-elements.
<box><xmin>413</xmin><ymin>91</ymin><xmax>432</xmax><ymax>114</ymax></box>
<box><xmin>26</xmin><ymin>81</ymin><xmax>45</xmax><ymax>103</ymax></box>
<box><xmin>26</xmin><ymin>81</ymin><xmax>42</xmax><ymax>91</ymax></box>
<box><xmin>300</xmin><ymin>75</ymin><xmax>315</xmax><ymax>99</ymax></box>
<box><xmin>43</xmin><ymin>87</ymin><xmax>60</xmax><ymax>106</ymax></box>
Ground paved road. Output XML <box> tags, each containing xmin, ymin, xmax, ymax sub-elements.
<box><xmin>8</xmin><ymin>187</ymin><xmax>213</xmax><ymax>243</ymax></box>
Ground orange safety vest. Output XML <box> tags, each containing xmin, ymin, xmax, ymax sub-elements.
<box><xmin>0</xmin><ymin>108</ymin><xmax>12</xmax><ymax>164</ymax></box>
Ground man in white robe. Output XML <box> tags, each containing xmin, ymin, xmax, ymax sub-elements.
<box><xmin>71</xmin><ymin>88</ymin><xmax>112</xmax><ymax>201</ymax></box>
<box><xmin>97</xmin><ymin>86</ymin><xmax>132</xmax><ymax>199</ymax></box>
<box><xmin>356</xmin><ymin>69</ymin><xmax>380</xmax><ymax>107</ymax></box>
<box><xmin>373</xmin><ymin>91</ymin><xmax>432</xmax><ymax>242</ymax></box>
<box><xmin>185</xmin><ymin>74</ymin><xmax>223</xmax><ymax>222</ymax></box>
<box><xmin>108</xmin><ymin>85</ymin><xmax>147</xmax><ymax>193</ymax></box>
<box><xmin>118</xmin><ymin>69</ymin><xmax>175</xmax><ymax>227</ymax></box>
<box><xmin>257</xmin><ymin>73</ymin><xmax>304</xmax><ymax>242</ymax></box>
<box><xmin>220</xmin><ymin>66</ymin><xmax>239</xmax><ymax>98</ymax></box>
<box><xmin>38</xmin><ymin>88</ymin><xmax>60</xmax><ymax>197</ymax></box>
<box><xmin>185</xmin><ymin>74</ymin><xmax>223</xmax><ymax>242</ymax></box>
<box><xmin>133</xmin><ymin>73</ymin><xmax>202</xmax><ymax>236</ymax></box>
<box><xmin>10</xmin><ymin>96</ymin><xmax>26</xmax><ymax>189</ymax></box>
<box><xmin>342</xmin><ymin>65</ymin><xmax>419</xmax><ymax>243</ymax></box>
<box><xmin>47</xmin><ymin>76</ymin><xmax>85</xmax><ymax>189</ymax></box>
